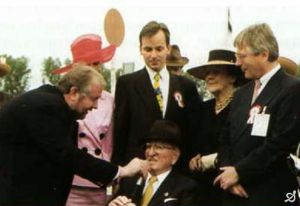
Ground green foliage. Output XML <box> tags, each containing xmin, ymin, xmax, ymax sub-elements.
<box><xmin>102</xmin><ymin>66</ymin><xmax>111</xmax><ymax>92</ymax></box>
<box><xmin>42</xmin><ymin>57</ymin><xmax>63</xmax><ymax>85</ymax></box>
<box><xmin>0</xmin><ymin>55</ymin><xmax>31</xmax><ymax>99</ymax></box>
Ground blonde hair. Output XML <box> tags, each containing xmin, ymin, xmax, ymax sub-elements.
<box><xmin>57</xmin><ymin>64</ymin><xmax>106</xmax><ymax>94</ymax></box>
<box><xmin>234</xmin><ymin>23</ymin><xmax>279</xmax><ymax>62</ymax></box>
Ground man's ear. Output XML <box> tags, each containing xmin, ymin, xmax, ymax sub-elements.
<box><xmin>171</xmin><ymin>149</ymin><xmax>180</xmax><ymax>165</ymax></box>
<box><xmin>69</xmin><ymin>86</ymin><xmax>79</xmax><ymax>101</ymax></box>
<box><xmin>167</xmin><ymin>44</ymin><xmax>171</xmax><ymax>55</ymax></box>
<box><xmin>260</xmin><ymin>50</ymin><xmax>270</xmax><ymax>62</ymax></box>
<box><xmin>139</xmin><ymin>45</ymin><xmax>143</xmax><ymax>54</ymax></box>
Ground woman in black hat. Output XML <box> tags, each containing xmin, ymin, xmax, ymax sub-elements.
<box><xmin>187</xmin><ymin>49</ymin><xmax>247</xmax><ymax>205</ymax></box>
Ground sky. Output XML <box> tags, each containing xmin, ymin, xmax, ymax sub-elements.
<box><xmin>1</xmin><ymin>0</ymin><xmax>300</xmax><ymax>89</ymax></box>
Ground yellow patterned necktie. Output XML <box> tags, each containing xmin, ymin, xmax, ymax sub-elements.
<box><xmin>153</xmin><ymin>72</ymin><xmax>163</xmax><ymax>113</ymax></box>
<box><xmin>141</xmin><ymin>176</ymin><xmax>158</xmax><ymax>206</ymax></box>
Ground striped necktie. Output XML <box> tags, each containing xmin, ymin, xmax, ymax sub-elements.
<box><xmin>141</xmin><ymin>176</ymin><xmax>158</xmax><ymax>206</ymax></box>
<box><xmin>153</xmin><ymin>72</ymin><xmax>163</xmax><ymax>113</ymax></box>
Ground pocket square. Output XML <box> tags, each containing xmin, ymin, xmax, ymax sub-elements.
<box><xmin>164</xmin><ymin>197</ymin><xmax>178</xmax><ymax>203</ymax></box>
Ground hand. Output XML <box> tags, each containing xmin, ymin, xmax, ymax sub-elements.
<box><xmin>228</xmin><ymin>184</ymin><xmax>249</xmax><ymax>198</ymax></box>
<box><xmin>213</xmin><ymin>166</ymin><xmax>239</xmax><ymax>190</ymax></box>
<box><xmin>189</xmin><ymin>154</ymin><xmax>202</xmax><ymax>171</ymax></box>
<box><xmin>108</xmin><ymin>195</ymin><xmax>136</xmax><ymax>206</ymax></box>
<box><xmin>119</xmin><ymin>158</ymin><xmax>149</xmax><ymax>178</ymax></box>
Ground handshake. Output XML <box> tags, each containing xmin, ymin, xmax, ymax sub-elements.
<box><xmin>118</xmin><ymin>158</ymin><xmax>149</xmax><ymax>179</ymax></box>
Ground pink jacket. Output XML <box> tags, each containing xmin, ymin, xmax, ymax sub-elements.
<box><xmin>72</xmin><ymin>90</ymin><xmax>114</xmax><ymax>188</ymax></box>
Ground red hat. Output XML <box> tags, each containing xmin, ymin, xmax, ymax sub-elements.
<box><xmin>52</xmin><ymin>34</ymin><xmax>116</xmax><ymax>74</ymax></box>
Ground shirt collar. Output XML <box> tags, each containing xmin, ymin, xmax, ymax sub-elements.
<box><xmin>145</xmin><ymin>66</ymin><xmax>169</xmax><ymax>81</ymax></box>
<box><xmin>146</xmin><ymin>169</ymin><xmax>171</xmax><ymax>185</ymax></box>
<box><xmin>259</xmin><ymin>63</ymin><xmax>281</xmax><ymax>86</ymax></box>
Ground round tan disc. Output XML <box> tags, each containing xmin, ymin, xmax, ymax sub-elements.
<box><xmin>104</xmin><ymin>8</ymin><xmax>125</xmax><ymax>47</ymax></box>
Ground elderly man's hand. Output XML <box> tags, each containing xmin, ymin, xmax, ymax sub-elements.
<box><xmin>108</xmin><ymin>195</ymin><xmax>136</xmax><ymax>206</ymax></box>
<box><xmin>119</xmin><ymin>158</ymin><xmax>149</xmax><ymax>178</ymax></box>
<box><xmin>213</xmin><ymin>166</ymin><xmax>239</xmax><ymax>190</ymax></box>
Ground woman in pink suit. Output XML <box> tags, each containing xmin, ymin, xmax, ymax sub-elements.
<box><xmin>52</xmin><ymin>33</ymin><xmax>116</xmax><ymax>206</ymax></box>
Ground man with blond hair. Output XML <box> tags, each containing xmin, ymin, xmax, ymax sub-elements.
<box><xmin>215</xmin><ymin>23</ymin><xmax>300</xmax><ymax>206</ymax></box>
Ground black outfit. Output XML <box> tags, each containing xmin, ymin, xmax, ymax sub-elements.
<box><xmin>190</xmin><ymin>98</ymin><xmax>229</xmax><ymax>205</ymax></box>
<box><xmin>115</xmin><ymin>170</ymin><xmax>200</xmax><ymax>206</ymax></box>
<box><xmin>0</xmin><ymin>85</ymin><xmax>118</xmax><ymax>206</ymax></box>
<box><xmin>218</xmin><ymin>69</ymin><xmax>300</xmax><ymax>206</ymax></box>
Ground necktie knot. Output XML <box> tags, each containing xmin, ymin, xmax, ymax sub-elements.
<box><xmin>254</xmin><ymin>80</ymin><xmax>261</xmax><ymax>90</ymax></box>
<box><xmin>154</xmin><ymin>72</ymin><xmax>160</xmax><ymax>81</ymax></box>
<box><xmin>148</xmin><ymin>176</ymin><xmax>158</xmax><ymax>184</ymax></box>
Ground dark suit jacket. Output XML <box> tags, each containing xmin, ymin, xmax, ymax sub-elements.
<box><xmin>112</xmin><ymin>68</ymin><xmax>200</xmax><ymax>167</ymax></box>
<box><xmin>218</xmin><ymin>69</ymin><xmax>300</xmax><ymax>206</ymax></box>
<box><xmin>0</xmin><ymin>85</ymin><xmax>118</xmax><ymax>206</ymax></box>
<box><xmin>115</xmin><ymin>170</ymin><xmax>200</xmax><ymax>206</ymax></box>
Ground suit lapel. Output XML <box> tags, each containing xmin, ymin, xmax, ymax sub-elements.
<box><xmin>134</xmin><ymin>68</ymin><xmax>162</xmax><ymax>118</ymax></box>
<box><xmin>231</xmin><ymin>82</ymin><xmax>254</xmax><ymax>142</ymax></box>
<box><xmin>165</xmin><ymin>74</ymin><xmax>180</xmax><ymax>119</ymax></box>
<box><xmin>131</xmin><ymin>177</ymin><xmax>145</xmax><ymax>205</ymax></box>
<box><xmin>232</xmin><ymin>69</ymin><xmax>284</xmax><ymax>143</ymax></box>
<box><xmin>253</xmin><ymin>69</ymin><xmax>284</xmax><ymax>107</ymax></box>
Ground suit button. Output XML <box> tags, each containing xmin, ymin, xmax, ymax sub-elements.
<box><xmin>95</xmin><ymin>148</ymin><xmax>101</xmax><ymax>155</ymax></box>
<box><xmin>99</xmin><ymin>133</ymin><xmax>105</xmax><ymax>140</ymax></box>
<box><xmin>81</xmin><ymin>147</ymin><xmax>88</xmax><ymax>153</ymax></box>
<box><xmin>79</xmin><ymin>132</ymin><xmax>86</xmax><ymax>138</ymax></box>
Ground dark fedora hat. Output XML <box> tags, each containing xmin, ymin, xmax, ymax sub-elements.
<box><xmin>144</xmin><ymin>120</ymin><xmax>181</xmax><ymax>148</ymax></box>
<box><xmin>166</xmin><ymin>45</ymin><xmax>189</xmax><ymax>67</ymax></box>
<box><xmin>187</xmin><ymin>49</ymin><xmax>247</xmax><ymax>86</ymax></box>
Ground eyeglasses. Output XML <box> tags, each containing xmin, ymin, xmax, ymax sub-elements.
<box><xmin>235</xmin><ymin>52</ymin><xmax>258</xmax><ymax>60</ymax></box>
<box><xmin>145</xmin><ymin>143</ymin><xmax>175</xmax><ymax>151</ymax></box>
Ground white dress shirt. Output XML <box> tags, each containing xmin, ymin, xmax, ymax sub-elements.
<box><xmin>143</xmin><ymin>170</ymin><xmax>171</xmax><ymax>196</ymax></box>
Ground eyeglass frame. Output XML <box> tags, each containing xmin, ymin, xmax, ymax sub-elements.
<box><xmin>235</xmin><ymin>51</ymin><xmax>260</xmax><ymax>60</ymax></box>
<box><xmin>145</xmin><ymin>142</ymin><xmax>176</xmax><ymax>152</ymax></box>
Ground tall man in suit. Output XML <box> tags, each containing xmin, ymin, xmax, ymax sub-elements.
<box><xmin>214</xmin><ymin>23</ymin><xmax>300</xmax><ymax>206</ymax></box>
<box><xmin>112</xmin><ymin>21</ymin><xmax>200</xmax><ymax>168</ymax></box>
<box><xmin>0</xmin><ymin>65</ymin><xmax>148</xmax><ymax>206</ymax></box>
<box><xmin>109</xmin><ymin>120</ymin><xmax>199</xmax><ymax>206</ymax></box>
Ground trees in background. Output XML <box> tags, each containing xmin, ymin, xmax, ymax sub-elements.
<box><xmin>42</xmin><ymin>57</ymin><xmax>63</xmax><ymax>85</ymax></box>
<box><xmin>1</xmin><ymin>54</ymin><xmax>300</xmax><ymax>101</ymax></box>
